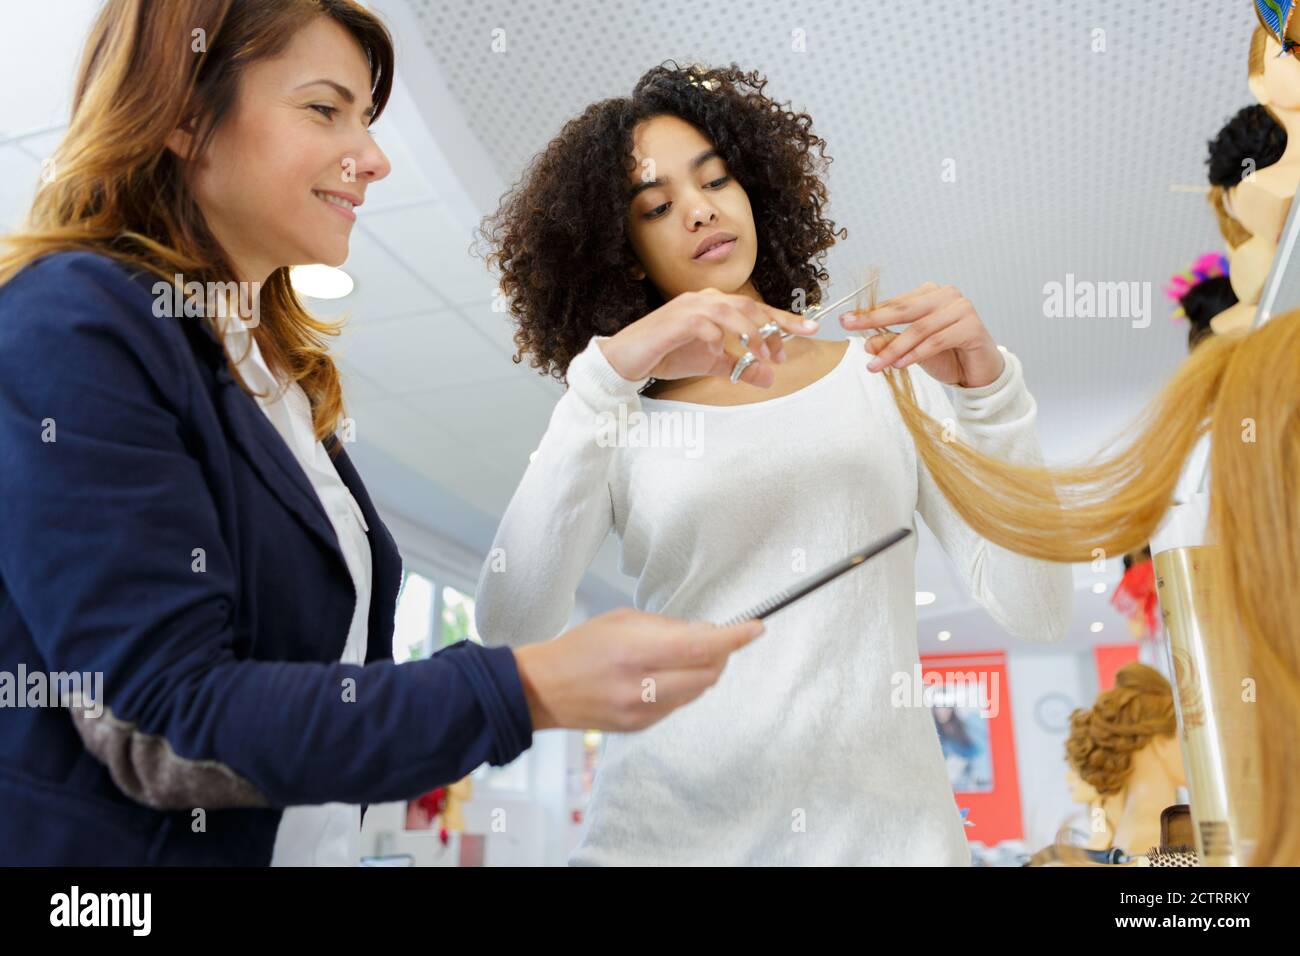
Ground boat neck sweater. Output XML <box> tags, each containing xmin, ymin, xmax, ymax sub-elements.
<box><xmin>475</xmin><ymin>332</ymin><xmax>1072</xmax><ymax>865</ymax></box>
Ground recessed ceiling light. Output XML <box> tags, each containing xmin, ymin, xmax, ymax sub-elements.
<box><xmin>1092</xmin><ymin>582</ymin><xmax>1107</xmax><ymax>594</ymax></box>
<box><xmin>1090</xmin><ymin>621</ymin><xmax>1104</xmax><ymax>633</ymax></box>
<box><xmin>290</xmin><ymin>264</ymin><xmax>354</xmax><ymax>299</ymax></box>
<box><xmin>915</xmin><ymin>591</ymin><xmax>936</xmax><ymax>606</ymax></box>
<box><xmin>937</xmin><ymin>630</ymin><xmax>951</xmax><ymax>642</ymax></box>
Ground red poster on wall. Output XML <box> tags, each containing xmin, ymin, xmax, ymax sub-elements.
<box><xmin>1093</xmin><ymin>643</ymin><xmax>1141</xmax><ymax>691</ymax></box>
<box><xmin>919</xmin><ymin>652</ymin><xmax>1022</xmax><ymax>844</ymax></box>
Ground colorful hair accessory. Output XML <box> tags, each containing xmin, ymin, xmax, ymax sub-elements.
<box><xmin>1256</xmin><ymin>0</ymin><xmax>1300</xmax><ymax>55</ymax></box>
<box><xmin>1164</xmin><ymin>252</ymin><xmax>1230</xmax><ymax>320</ymax></box>
<box><xmin>1110</xmin><ymin>555</ymin><xmax>1160</xmax><ymax>640</ymax></box>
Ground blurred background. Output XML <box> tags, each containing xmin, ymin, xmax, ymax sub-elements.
<box><xmin>1</xmin><ymin>0</ymin><xmax>1257</xmax><ymax>864</ymax></box>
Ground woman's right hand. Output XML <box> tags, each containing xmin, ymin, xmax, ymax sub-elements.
<box><xmin>512</xmin><ymin>608</ymin><xmax>765</xmax><ymax>732</ymax></box>
<box><xmin>597</xmin><ymin>288</ymin><xmax>819</xmax><ymax>385</ymax></box>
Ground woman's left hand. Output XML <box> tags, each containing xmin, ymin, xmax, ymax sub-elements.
<box><xmin>839</xmin><ymin>282</ymin><xmax>1006</xmax><ymax>388</ymax></box>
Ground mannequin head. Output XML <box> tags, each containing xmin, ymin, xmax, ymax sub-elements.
<box><xmin>1063</xmin><ymin>664</ymin><xmax>1185</xmax><ymax>856</ymax></box>
<box><xmin>1064</xmin><ymin>765</ymin><xmax>1099</xmax><ymax>804</ymax></box>
<box><xmin>1206</xmin><ymin>104</ymin><xmax>1287</xmax><ymax>247</ymax></box>
<box><xmin>1205</xmin><ymin>103</ymin><xmax>1291</xmax><ymax>315</ymax></box>
<box><xmin>1249</xmin><ymin>27</ymin><xmax>1300</xmax><ymax>113</ymax></box>
<box><xmin>1065</xmin><ymin>663</ymin><xmax>1183</xmax><ymax>797</ymax></box>
<box><xmin>1179</xmin><ymin>275</ymin><xmax>1236</xmax><ymax>350</ymax></box>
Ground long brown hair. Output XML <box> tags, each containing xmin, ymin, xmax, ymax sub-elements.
<box><xmin>0</xmin><ymin>0</ymin><xmax>394</xmax><ymax>444</ymax></box>
<box><xmin>882</xmin><ymin>312</ymin><xmax>1298</xmax><ymax>865</ymax></box>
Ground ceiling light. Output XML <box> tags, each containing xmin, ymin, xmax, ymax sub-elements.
<box><xmin>1090</xmin><ymin>621</ymin><xmax>1104</xmax><ymax>633</ymax></box>
<box><xmin>290</xmin><ymin>264</ymin><xmax>354</xmax><ymax>299</ymax></box>
<box><xmin>915</xmin><ymin>591</ymin><xmax>936</xmax><ymax>606</ymax></box>
<box><xmin>937</xmin><ymin>630</ymin><xmax>951</xmax><ymax>642</ymax></box>
<box><xmin>1092</xmin><ymin>582</ymin><xmax>1107</xmax><ymax>594</ymax></box>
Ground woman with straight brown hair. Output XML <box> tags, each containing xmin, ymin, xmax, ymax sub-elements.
<box><xmin>0</xmin><ymin>0</ymin><xmax>767</xmax><ymax>866</ymax></box>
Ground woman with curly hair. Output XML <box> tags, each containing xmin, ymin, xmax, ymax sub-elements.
<box><xmin>475</xmin><ymin>62</ymin><xmax>1072</xmax><ymax>865</ymax></box>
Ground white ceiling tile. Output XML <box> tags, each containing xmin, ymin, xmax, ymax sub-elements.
<box><xmin>13</xmin><ymin>129</ymin><xmax>67</xmax><ymax>166</ymax></box>
<box><xmin>0</xmin><ymin>3</ymin><xmax>99</xmax><ymax>135</ymax></box>
<box><xmin>336</xmin><ymin>355</ymin><xmax>392</xmax><ymax>407</ymax></box>
<box><xmin>345</xmin><ymin>396</ymin><xmax>460</xmax><ymax>476</ymax></box>
<box><xmin>0</xmin><ymin>147</ymin><xmax>40</xmax><ymax>233</ymax></box>
<box><xmin>403</xmin><ymin>371</ymin><xmax>558</xmax><ymax>451</ymax></box>
<box><xmin>361</xmin><ymin>200</ymin><xmax>499</xmax><ymax>307</ymax></box>
<box><xmin>365</xmin><ymin>123</ymin><xmax>438</xmax><ymax>213</ymax></box>
<box><xmin>349</xmin><ymin>397</ymin><xmax>526</xmax><ymax>515</ymax></box>
<box><xmin>334</xmin><ymin>308</ymin><xmax>519</xmax><ymax>393</ymax></box>
<box><xmin>456</xmin><ymin>296</ymin><xmax>537</xmax><ymax>363</ymax></box>
<box><xmin>301</xmin><ymin>226</ymin><xmax>437</xmax><ymax>324</ymax></box>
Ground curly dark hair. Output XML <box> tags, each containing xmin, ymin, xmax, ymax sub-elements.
<box><xmin>1179</xmin><ymin>275</ymin><xmax>1236</xmax><ymax>350</ymax></box>
<box><xmin>1206</xmin><ymin>104</ymin><xmax>1287</xmax><ymax>188</ymax></box>
<box><xmin>477</xmin><ymin>61</ymin><xmax>848</xmax><ymax>382</ymax></box>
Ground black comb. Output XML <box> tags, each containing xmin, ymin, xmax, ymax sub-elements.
<box><xmin>719</xmin><ymin>527</ymin><xmax>912</xmax><ymax>626</ymax></box>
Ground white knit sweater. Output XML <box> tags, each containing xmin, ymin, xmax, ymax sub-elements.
<box><xmin>475</xmin><ymin>332</ymin><xmax>1072</xmax><ymax>865</ymax></box>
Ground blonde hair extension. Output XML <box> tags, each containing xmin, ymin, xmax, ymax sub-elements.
<box><xmin>876</xmin><ymin>305</ymin><xmax>1299</xmax><ymax>865</ymax></box>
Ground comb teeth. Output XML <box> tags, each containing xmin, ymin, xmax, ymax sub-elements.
<box><xmin>720</xmin><ymin>587</ymin><xmax>793</xmax><ymax>627</ymax></box>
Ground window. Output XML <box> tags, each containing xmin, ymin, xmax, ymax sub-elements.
<box><xmin>392</xmin><ymin>567</ymin><xmax>532</xmax><ymax>787</ymax></box>
<box><xmin>394</xmin><ymin>574</ymin><xmax>483</xmax><ymax>660</ymax></box>
<box><xmin>440</xmin><ymin>584</ymin><xmax>481</xmax><ymax>648</ymax></box>
<box><xmin>393</xmin><ymin>571</ymin><xmax>434</xmax><ymax>662</ymax></box>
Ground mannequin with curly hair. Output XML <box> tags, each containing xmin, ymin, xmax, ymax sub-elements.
<box><xmin>1063</xmin><ymin>764</ymin><xmax>1117</xmax><ymax>851</ymax></box>
<box><xmin>1065</xmin><ymin>663</ymin><xmax>1186</xmax><ymax>857</ymax></box>
<box><xmin>475</xmin><ymin>62</ymin><xmax>1071</xmax><ymax>865</ymax></box>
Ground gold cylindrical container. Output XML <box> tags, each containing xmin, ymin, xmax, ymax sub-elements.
<box><xmin>1152</xmin><ymin>544</ymin><xmax>1261</xmax><ymax>865</ymax></box>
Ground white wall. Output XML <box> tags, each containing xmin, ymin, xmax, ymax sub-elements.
<box><xmin>1006</xmin><ymin>650</ymin><xmax>1099</xmax><ymax>851</ymax></box>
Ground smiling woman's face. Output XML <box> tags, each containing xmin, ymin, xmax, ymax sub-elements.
<box><xmin>625</xmin><ymin>114</ymin><xmax>758</xmax><ymax>300</ymax></box>
<box><xmin>172</xmin><ymin>15</ymin><xmax>391</xmax><ymax>281</ymax></box>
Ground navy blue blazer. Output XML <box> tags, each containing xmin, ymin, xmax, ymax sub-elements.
<box><xmin>0</xmin><ymin>251</ymin><xmax>532</xmax><ymax>865</ymax></box>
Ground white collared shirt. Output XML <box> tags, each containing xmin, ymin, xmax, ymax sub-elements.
<box><xmin>223</xmin><ymin>324</ymin><xmax>373</xmax><ymax>866</ymax></box>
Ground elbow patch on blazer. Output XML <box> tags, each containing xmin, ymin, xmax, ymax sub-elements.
<box><xmin>69</xmin><ymin>707</ymin><xmax>269</xmax><ymax>810</ymax></box>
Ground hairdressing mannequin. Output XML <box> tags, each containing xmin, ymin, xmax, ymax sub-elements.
<box><xmin>1215</xmin><ymin>27</ymin><xmax>1300</xmax><ymax>331</ymax></box>
<box><xmin>1244</xmin><ymin>29</ymin><xmax>1300</xmax><ymax>230</ymax></box>
<box><xmin>1164</xmin><ymin>253</ymin><xmax>1237</xmax><ymax>351</ymax></box>
<box><xmin>1063</xmin><ymin>765</ymin><xmax>1118</xmax><ymax>850</ymax></box>
<box><xmin>1065</xmin><ymin>664</ymin><xmax>1187</xmax><ymax>858</ymax></box>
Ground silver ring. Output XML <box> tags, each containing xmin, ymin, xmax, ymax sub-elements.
<box><xmin>729</xmin><ymin>350</ymin><xmax>756</xmax><ymax>384</ymax></box>
<box><xmin>740</xmin><ymin>321</ymin><xmax>784</xmax><ymax>350</ymax></box>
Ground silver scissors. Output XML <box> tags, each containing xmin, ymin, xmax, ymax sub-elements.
<box><xmin>730</xmin><ymin>269</ymin><xmax>882</xmax><ymax>384</ymax></box>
